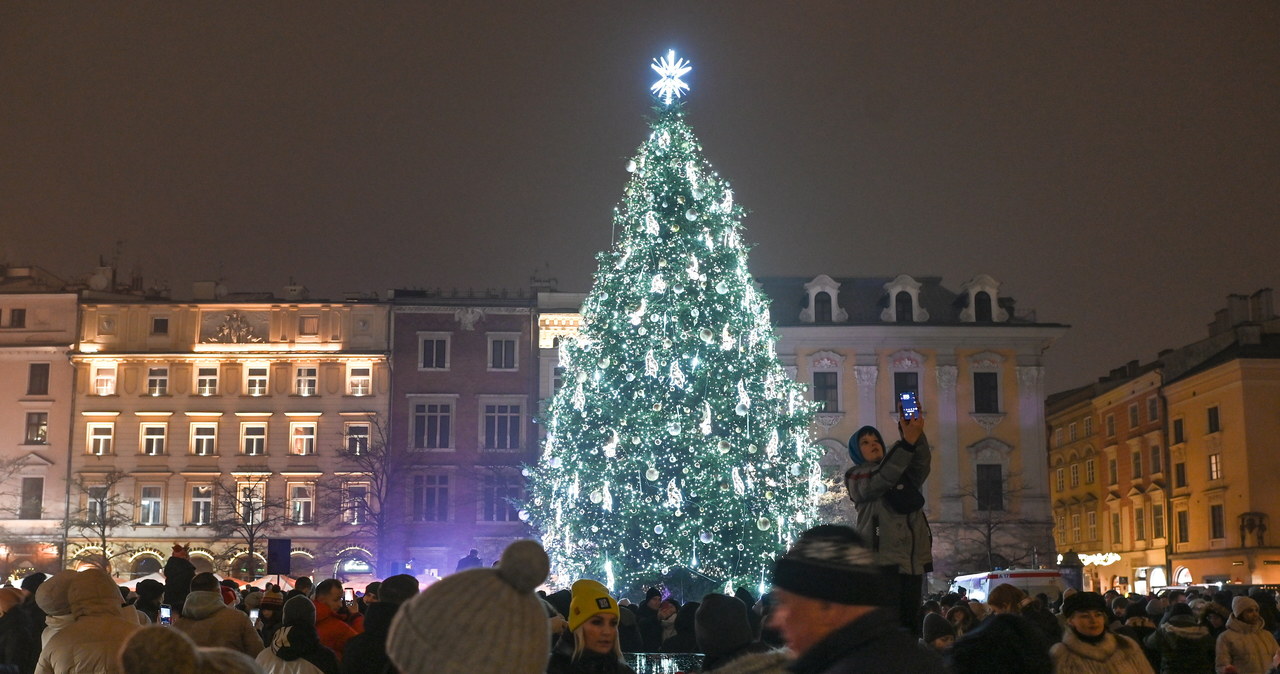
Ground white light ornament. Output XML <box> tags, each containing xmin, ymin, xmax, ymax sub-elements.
<box><xmin>603</xmin><ymin>430</ymin><xmax>619</xmax><ymax>458</ymax></box>
<box><xmin>669</xmin><ymin>361</ymin><xmax>686</xmax><ymax>388</ymax></box>
<box><xmin>646</xmin><ymin>212</ymin><xmax>661</xmax><ymax>235</ymax></box>
<box><xmin>650</xmin><ymin>50</ymin><xmax>692</xmax><ymax>106</ymax></box>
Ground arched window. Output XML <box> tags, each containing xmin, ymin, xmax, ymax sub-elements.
<box><xmin>975</xmin><ymin>291</ymin><xmax>993</xmax><ymax>322</ymax></box>
<box><xmin>130</xmin><ymin>556</ymin><xmax>161</xmax><ymax>579</ymax></box>
<box><xmin>895</xmin><ymin>291</ymin><xmax>914</xmax><ymax>323</ymax></box>
<box><xmin>814</xmin><ymin>292</ymin><xmax>832</xmax><ymax>323</ymax></box>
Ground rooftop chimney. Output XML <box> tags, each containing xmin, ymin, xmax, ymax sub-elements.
<box><xmin>283</xmin><ymin>284</ymin><xmax>309</xmax><ymax>301</ymax></box>
<box><xmin>1251</xmin><ymin>288</ymin><xmax>1275</xmax><ymax>323</ymax></box>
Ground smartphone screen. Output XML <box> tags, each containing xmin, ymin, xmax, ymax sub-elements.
<box><xmin>160</xmin><ymin>605</ymin><xmax>172</xmax><ymax>625</ymax></box>
<box><xmin>249</xmin><ymin>608</ymin><xmax>259</xmax><ymax>623</ymax></box>
<box><xmin>343</xmin><ymin>588</ymin><xmax>355</xmax><ymax>603</ymax></box>
<box><xmin>899</xmin><ymin>390</ymin><xmax>920</xmax><ymax>419</ymax></box>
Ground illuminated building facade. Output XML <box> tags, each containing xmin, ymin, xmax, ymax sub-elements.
<box><xmin>69</xmin><ymin>293</ymin><xmax>390</xmax><ymax>579</ymax></box>
<box><xmin>1046</xmin><ymin>383</ymin><xmax>1108</xmax><ymax>591</ymax></box>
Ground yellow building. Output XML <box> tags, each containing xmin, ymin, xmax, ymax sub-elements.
<box><xmin>1047</xmin><ymin>383</ymin><xmax>1109</xmax><ymax>591</ymax></box>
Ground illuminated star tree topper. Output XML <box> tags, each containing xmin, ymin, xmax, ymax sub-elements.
<box><xmin>650</xmin><ymin>49</ymin><xmax>692</xmax><ymax>105</ymax></box>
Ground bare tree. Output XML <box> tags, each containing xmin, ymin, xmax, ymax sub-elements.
<box><xmin>65</xmin><ymin>470</ymin><xmax>134</xmax><ymax>572</ymax></box>
<box><xmin>208</xmin><ymin>476</ymin><xmax>290</xmax><ymax>579</ymax></box>
<box><xmin>324</xmin><ymin>414</ymin><xmax>403</xmax><ymax>575</ymax></box>
<box><xmin>937</xmin><ymin>470</ymin><xmax>1042</xmax><ymax>574</ymax></box>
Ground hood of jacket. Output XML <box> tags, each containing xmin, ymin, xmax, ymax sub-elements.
<box><xmin>181</xmin><ymin>590</ymin><xmax>228</xmax><ymax>620</ymax></box>
<box><xmin>272</xmin><ymin>624</ymin><xmax>323</xmax><ymax>661</ymax></box>
<box><xmin>361</xmin><ymin>601</ymin><xmax>398</xmax><ymax>636</ymax></box>
<box><xmin>1227</xmin><ymin>615</ymin><xmax>1263</xmax><ymax>634</ymax></box>
<box><xmin>35</xmin><ymin>569</ymin><xmax>78</xmax><ymax>617</ymax></box>
<box><xmin>68</xmin><ymin>569</ymin><xmax>125</xmax><ymax>619</ymax></box>
<box><xmin>1163</xmin><ymin>616</ymin><xmax>1209</xmax><ymax>640</ymax></box>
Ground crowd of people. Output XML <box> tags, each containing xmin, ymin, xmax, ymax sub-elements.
<box><xmin>3</xmin><ymin>416</ymin><xmax>1280</xmax><ymax>673</ymax></box>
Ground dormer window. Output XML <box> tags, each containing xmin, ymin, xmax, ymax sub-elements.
<box><xmin>880</xmin><ymin>275</ymin><xmax>928</xmax><ymax>323</ymax></box>
<box><xmin>799</xmin><ymin>275</ymin><xmax>847</xmax><ymax>324</ymax></box>
<box><xmin>959</xmin><ymin>275</ymin><xmax>1009</xmax><ymax>323</ymax></box>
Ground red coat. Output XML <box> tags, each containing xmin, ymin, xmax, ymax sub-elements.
<box><xmin>312</xmin><ymin>600</ymin><xmax>364</xmax><ymax>661</ymax></box>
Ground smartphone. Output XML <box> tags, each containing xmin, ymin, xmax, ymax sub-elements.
<box><xmin>899</xmin><ymin>390</ymin><xmax>921</xmax><ymax>420</ymax></box>
<box><xmin>249</xmin><ymin>608</ymin><xmax>260</xmax><ymax>623</ymax></box>
<box><xmin>159</xmin><ymin>605</ymin><xmax>172</xmax><ymax>625</ymax></box>
<box><xmin>343</xmin><ymin>588</ymin><xmax>355</xmax><ymax>603</ymax></box>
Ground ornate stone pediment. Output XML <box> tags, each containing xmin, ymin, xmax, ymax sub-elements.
<box><xmin>814</xmin><ymin>412</ymin><xmax>845</xmax><ymax>431</ymax></box>
<box><xmin>201</xmin><ymin>310</ymin><xmax>266</xmax><ymax>343</ymax></box>
<box><xmin>970</xmin><ymin>412</ymin><xmax>1006</xmax><ymax>435</ymax></box>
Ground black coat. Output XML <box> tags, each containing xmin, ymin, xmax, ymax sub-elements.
<box><xmin>547</xmin><ymin>635</ymin><xmax>635</xmax><ymax>674</ymax></box>
<box><xmin>0</xmin><ymin>611</ymin><xmax>32</xmax><ymax>674</ymax></box>
<box><xmin>947</xmin><ymin>614</ymin><xmax>1052</xmax><ymax>674</ymax></box>
<box><xmin>788</xmin><ymin>608</ymin><xmax>946</xmax><ymax>674</ymax></box>
<box><xmin>163</xmin><ymin>555</ymin><xmax>196</xmax><ymax>611</ymax></box>
<box><xmin>340</xmin><ymin>602</ymin><xmax>397</xmax><ymax>674</ymax></box>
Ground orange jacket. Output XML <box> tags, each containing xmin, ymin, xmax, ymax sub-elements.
<box><xmin>312</xmin><ymin>599</ymin><xmax>364</xmax><ymax>660</ymax></box>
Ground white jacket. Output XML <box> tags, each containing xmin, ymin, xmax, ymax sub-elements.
<box><xmin>1216</xmin><ymin>616</ymin><xmax>1280</xmax><ymax>674</ymax></box>
<box><xmin>35</xmin><ymin>570</ymin><xmax>142</xmax><ymax>674</ymax></box>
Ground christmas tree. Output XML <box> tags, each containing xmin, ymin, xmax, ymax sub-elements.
<box><xmin>524</xmin><ymin>51</ymin><xmax>823</xmax><ymax>592</ymax></box>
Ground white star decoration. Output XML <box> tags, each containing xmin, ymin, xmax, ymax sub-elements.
<box><xmin>650</xmin><ymin>50</ymin><xmax>692</xmax><ymax>105</ymax></box>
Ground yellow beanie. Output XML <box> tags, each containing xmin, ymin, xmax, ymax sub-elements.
<box><xmin>568</xmin><ymin>579</ymin><xmax>618</xmax><ymax>632</ymax></box>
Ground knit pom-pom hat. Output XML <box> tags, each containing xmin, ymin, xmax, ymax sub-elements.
<box><xmin>387</xmin><ymin>540</ymin><xmax>550</xmax><ymax>674</ymax></box>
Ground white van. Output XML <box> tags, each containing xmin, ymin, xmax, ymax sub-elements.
<box><xmin>950</xmin><ymin>568</ymin><xmax>1069</xmax><ymax>602</ymax></box>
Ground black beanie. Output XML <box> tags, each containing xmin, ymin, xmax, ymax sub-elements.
<box><xmin>1061</xmin><ymin>591</ymin><xmax>1107</xmax><ymax>617</ymax></box>
<box><xmin>696</xmin><ymin>594</ymin><xmax>753</xmax><ymax>657</ymax></box>
<box><xmin>922</xmin><ymin>612</ymin><xmax>953</xmax><ymax>644</ymax></box>
<box><xmin>771</xmin><ymin>525</ymin><xmax>895</xmax><ymax>606</ymax></box>
<box><xmin>283</xmin><ymin>595</ymin><xmax>316</xmax><ymax>627</ymax></box>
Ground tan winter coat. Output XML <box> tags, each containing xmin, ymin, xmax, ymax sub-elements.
<box><xmin>34</xmin><ymin>569</ymin><xmax>142</xmax><ymax>674</ymax></box>
<box><xmin>1215</xmin><ymin>616</ymin><xmax>1280</xmax><ymax>674</ymax></box>
<box><xmin>173</xmin><ymin>590</ymin><xmax>265</xmax><ymax>657</ymax></box>
<box><xmin>1050</xmin><ymin>629</ymin><xmax>1155</xmax><ymax>674</ymax></box>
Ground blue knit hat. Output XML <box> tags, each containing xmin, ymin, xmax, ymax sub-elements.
<box><xmin>848</xmin><ymin>426</ymin><xmax>885</xmax><ymax>466</ymax></box>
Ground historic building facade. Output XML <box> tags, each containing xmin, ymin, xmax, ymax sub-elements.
<box><xmin>1046</xmin><ymin>382</ymin><xmax>1107</xmax><ymax>591</ymax></box>
<box><xmin>386</xmin><ymin>290</ymin><xmax>539</xmax><ymax>578</ymax></box>
<box><xmin>68</xmin><ymin>292</ymin><xmax>390</xmax><ymax>579</ymax></box>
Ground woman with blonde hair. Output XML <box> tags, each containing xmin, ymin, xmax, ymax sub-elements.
<box><xmin>547</xmin><ymin>580</ymin><xmax>634</xmax><ymax>674</ymax></box>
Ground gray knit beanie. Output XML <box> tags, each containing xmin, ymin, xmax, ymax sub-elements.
<box><xmin>387</xmin><ymin>540</ymin><xmax>550</xmax><ymax>674</ymax></box>
<box><xmin>282</xmin><ymin>595</ymin><xmax>316</xmax><ymax>626</ymax></box>
<box><xmin>695</xmin><ymin>593</ymin><xmax>753</xmax><ymax>658</ymax></box>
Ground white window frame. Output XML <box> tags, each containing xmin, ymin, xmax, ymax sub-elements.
<box><xmin>480</xmin><ymin>470</ymin><xmax>521</xmax><ymax>522</ymax></box>
<box><xmin>1129</xmin><ymin>403</ymin><xmax>1140</xmax><ymax>429</ymax></box>
<box><xmin>191</xmin><ymin>423</ymin><xmax>218</xmax><ymax>456</ymax></box>
<box><xmin>1086</xmin><ymin>458</ymin><xmax>1096</xmax><ymax>484</ymax></box>
<box><xmin>139</xmin><ymin>485</ymin><xmax>164</xmax><ymax>526</ymax></box>
<box><xmin>241</xmin><ymin>423</ymin><xmax>267</xmax><ymax>456</ymax></box>
<box><xmin>1087</xmin><ymin>511</ymin><xmax>1098</xmax><ymax>540</ymax></box>
<box><xmin>1083</xmin><ymin>417</ymin><xmax>1094</xmax><ymax>436</ymax></box>
<box><xmin>190</xmin><ymin>484</ymin><xmax>213</xmax><ymax>526</ymax></box>
<box><xmin>1071</xmin><ymin>513</ymin><xmax>1081</xmax><ymax>542</ymax></box>
<box><xmin>1208</xmin><ymin>453</ymin><xmax>1222</xmax><ymax>481</ymax></box>
<box><xmin>195</xmin><ymin>365</ymin><xmax>219</xmax><ymax>396</ymax></box>
<box><xmin>487</xmin><ymin>333</ymin><xmax>520</xmax><ymax>371</ymax></box>
<box><xmin>347</xmin><ymin>363</ymin><xmax>373</xmax><ymax>396</ymax></box>
<box><xmin>1070</xmin><ymin>464</ymin><xmax>1080</xmax><ymax>488</ymax></box>
<box><xmin>1105</xmin><ymin>414</ymin><xmax>1116</xmax><ymax>437</ymax></box>
<box><xmin>1055</xmin><ymin>467</ymin><xmax>1064</xmax><ymax>493</ymax></box>
<box><xmin>288</xmin><ymin>482</ymin><xmax>315</xmax><ymax>525</ymax></box>
<box><xmin>1068</xmin><ymin>422</ymin><xmax>1078</xmax><ymax>442</ymax></box>
<box><xmin>478</xmin><ymin>395</ymin><xmax>525</xmax><ymax>451</ymax></box>
<box><xmin>1148</xmin><ymin>397</ymin><xmax>1159</xmax><ymax>422</ymax></box>
<box><xmin>295</xmin><ymin>365</ymin><xmax>318</xmax><ymax>397</ymax></box>
<box><xmin>343</xmin><ymin>482</ymin><xmax>370</xmax><ymax>525</ymax></box>
<box><xmin>140</xmin><ymin>423</ymin><xmax>167</xmax><ymax>456</ymax></box>
<box><xmin>410</xmin><ymin>395</ymin><xmax>456</xmax><ymax>451</ymax></box>
<box><xmin>412</xmin><ymin>473</ymin><xmax>449</xmax><ymax>522</ymax></box>
<box><xmin>245</xmin><ymin>364</ymin><xmax>269</xmax><ymax>397</ymax></box>
<box><xmin>93</xmin><ymin>364</ymin><xmax>117</xmax><ymax>396</ymax></box>
<box><xmin>150</xmin><ymin>315</ymin><xmax>169</xmax><ymax>336</ymax></box>
<box><xmin>146</xmin><ymin>366</ymin><xmax>169</xmax><ymax>396</ymax></box>
<box><xmin>237</xmin><ymin>481</ymin><xmax>266</xmax><ymax>526</ymax></box>
<box><xmin>298</xmin><ymin>314</ymin><xmax>320</xmax><ymax>337</ymax></box>
<box><xmin>418</xmin><ymin>332</ymin><xmax>451</xmax><ymax>370</ymax></box>
<box><xmin>290</xmin><ymin>422</ymin><xmax>317</xmax><ymax>456</ymax></box>
<box><xmin>345</xmin><ymin>422</ymin><xmax>370</xmax><ymax>455</ymax></box>
<box><xmin>87</xmin><ymin>423</ymin><xmax>114</xmax><ymax>455</ymax></box>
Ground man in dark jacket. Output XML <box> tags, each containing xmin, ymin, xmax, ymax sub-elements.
<box><xmin>341</xmin><ymin>574</ymin><xmax>419</xmax><ymax>674</ymax></box>
<box><xmin>454</xmin><ymin>549</ymin><xmax>482</xmax><ymax>572</ymax></box>
<box><xmin>769</xmin><ymin>525</ymin><xmax>946</xmax><ymax>674</ymax></box>
<box><xmin>163</xmin><ymin>544</ymin><xmax>196</xmax><ymax>613</ymax></box>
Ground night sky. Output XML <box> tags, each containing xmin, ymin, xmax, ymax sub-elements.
<box><xmin>3</xmin><ymin>3</ymin><xmax>1278</xmax><ymax>394</ymax></box>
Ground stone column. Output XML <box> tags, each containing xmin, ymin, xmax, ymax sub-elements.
<box><xmin>1017</xmin><ymin>365</ymin><xmax>1051</xmax><ymax>521</ymax></box>
<box><xmin>854</xmin><ymin>365</ymin><xmax>879</xmax><ymax>429</ymax></box>
<box><xmin>935</xmin><ymin>365</ymin><xmax>961</xmax><ymax>520</ymax></box>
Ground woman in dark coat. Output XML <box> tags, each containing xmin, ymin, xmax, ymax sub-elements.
<box><xmin>1144</xmin><ymin>603</ymin><xmax>1215</xmax><ymax>674</ymax></box>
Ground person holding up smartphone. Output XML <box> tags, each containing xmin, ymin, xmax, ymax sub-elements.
<box><xmin>843</xmin><ymin>394</ymin><xmax>934</xmax><ymax>636</ymax></box>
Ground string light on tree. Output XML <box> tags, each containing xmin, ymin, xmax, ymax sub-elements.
<box><xmin>525</xmin><ymin>51</ymin><xmax>822</xmax><ymax>592</ymax></box>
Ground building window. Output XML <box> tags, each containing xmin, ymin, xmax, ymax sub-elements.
<box><xmin>1054</xmin><ymin>428</ymin><xmax>1063</xmax><ymax>448</ymax></box>
<box><xmin>1083</xmin><ymin>417</ymin><xmax>1093</xmax><ymax>436</ymax></box>
<box><xmin>893</xmin><ymin>372</ymin><xmax>918</xmax><ymax>402</ymax></box>
<box><xmin>1105</xmin><ymin>414</ymin><xmax>1115</xmax><ymax>438</ymax></box>
<box><xmin>1150</xmin><ymin>446</ymin><xmax>1162</xmax><ymax>474</ymax></box>
<box><xmin>1111</xmin><ymin>513</ymin><xmax>1122</xmax><ymax>546</ymax></box>
<box><xmin>1055</xmin><ymin>468</ymin><xmax>1064</xmax><ymax>493</ymax></box>
<box><xmin>1172</xmin><ymin>418</ymin><xmax>1185</xmax><ymax>444</ymax></box>
<box><xmin>552</xmin><ymin>366</ymin><xmax>565</xmax><ymax>393</ymax></box>
<box><xmin>345</xmin><ymin>423</ymin><xmax>370</xmax><ymax>455</ymax></box>
<box><xmin>1148</xmin><ymin>397</ymin><xmax>1159</xmax><ymax>422</ymax></box>
<box><xmin>191</xmin><ymin>424</ymin><xmax>217</xmax><ymax>456</ymax></box>
<box><xmin>246</xmin><ymin>366</ymin><xmax>269</xmax><ymax>396</ymax></box>
<box><xmin>973</xmin><ymin>372</ymin><xmax>1000</xmax><ymax>414</ymax></box>
<box><xmin>1176</xmin><ymin>510</ymin><xmax>1190</xmax><ymax>543</ymax></box>
<box><xmin>1210</xmin><ymin>504</ymin><xmax>1225</xmax><ymax>540</ymax></box>
<box><xmin>482</xmin><ymin>473</ymin><xmax>521</xmax><ymax>521</ymax></box>
<box><xmin>87</xmin><ymin>486</ymin><xmax>108</xmax><ymax>524</ymax></box>
<box><xmin>1068</xmin><ymin>423</ymin><xmax>1078</xmax><ymax>442</ymax></box>
<box><xmin>290</xmin><ymin>423</ymin><xmax>317</xmax><ymax>456</ymax></box>
<box><xmin>88</xmin><ymin>423</ymin><xmax>114</xmax><ymax>455</ymax></box>
<box><xmin>150</xmin><ymin>316</ymin><xmax>169</xmax><ymax>335</ymax></box>
<box><xmin>1085</xmin><ymin>459</ymin><xmax>1096</xmax><ymax>484</ymax></box>
<box><xmin>24</xmin><ymin>412</ymin><xmax>48</xmax><ymax>444</ymax></box>
<box><xmin>295</xmin><ymin>366</ymin><xmax>318</xmax><ymax>396</ymax></box>
<box><xmin>483</xmin><ymin>403</ymin><xmax>521</xmax><ymax>450</ymax></box>
<box><xmin>238</xmin><ymin>483</ymin><xmax>265</xmax><ymax>526</ymax></box>
<box><xmin>974</xmin><ymin>291</ymin><xmax>993</xmax><ymax>322</ymax></box>
<box><xmin>1131</xmin><ymin>451</ymin><xmax>1143</xmax><ymax>479</ymax></box>
<box><xmin>413</xmin><ymin>402</ymin><xmax>451</xmax><ymax>449</ymax></box>
<box><xmin>27</xmin><ymin>363</ymin><xmax>50</xmax><ymax>395</ymax></box>
<box><xmin>1087</xmin><ymin>511</ymin><xmax>1098</xmax><ymax>540</ymax></box>
<box><xmin>895</xmin><ymin>291</ymin><xmax>913</xmax><ymax>323</ymax></box>
<box><xmin>1208</xmin><ymin>453</ymin><xmax>1222</xmax><ymax>481</ymax></box>
<box><xmin>8</xmin><ymin>308</ymin><xmax>26</xmax><ymax>328</ymax></box>
<box><xmin>1056</xmin><ymin>515</ymin><xmax>1065</xmax><ymax>542</ymax></box>
<box><xmin>1134</xmin><ymin>507</ymin><xmax>1145</xmax><ymax>541</ymax></box>
<box><xmin>976</xmin><ymin>464</ymin><xmax>1003</xmax><ymax>511</ymax></box>
<box><xmin>489</xmin><ymin>337</ymin><xmax>517</xmax><ymax>370</ymax></box>
<box><xmin>814</xmin><ymin>292</ymin><xmax>833</xmax><ymax>323</ymax></box>
<box><xmin>140</xmin><ymin>424</ymin><xmax>167</xmax><ymax>455</ymax></box>
<box><xmin>299</xmin><ymin>315</ymin><xmax>320</xmax><ymax>336</ymax></box>
<box><xmin>20</xmin><ymin>478</ymin><xmax>43</xmax><ymax>519</ymax></box>
<box><xmin>93</xmin><ymin>365</ymin><xmax>117</xmax><ymax>396</ymax></box>
<box><xmin>146</xmin><ymin>367</ymin><xmax>169</xmax><ymax>396</ymax></box>
<box><xmin>1153</xmin><ymin>503</ymin><xmax>1165</xmax><ymax>539</ymax></box>
<box><xmin>196</xmin><ymin>366</ymin><xmax>219</xmax><ymax>396</ymax></box>
<box><xmin>419</xmin><ymin>334</ymin><xmax>450</xmax><ymax>370</ymax></box>
<box><xmin>1207</xmin><ymin>406</ymin><xmax>1220</xmax><ymax>434</ymax></box>
<box><xmin>289</xmin><ymin>484</ymin><xmax>314</xmax><ymax>524</ymax></box>
<box><xmin>412</xmin><ymin>474</ymin><xmax>449</xmax><ymax>522</ymax></box>
<box><xmin>343</xmin><ymin>483</ymin><xmax>369</xmax><ymax>525</ymax></box>
<box><xmin>1071</xmin><ymin>514</ymin><xmax>1081</xmax><ymax>542</ymax></box>
<box><xmin>348</xmin><ymin>365</ymin><xmax>372</xmax><ymax>396</ymax></box>
<box><xmin>1070</xmin><ymin>464</ymin><xmax>1080</xmax><ymax>488</ymax></box>
<box><xmin>241</xmin><ymin>424</ymin><xmax>266</xmax><ymax>456</ymax></box>
<box><xmin>1174</xmin><ymin>462</ymin><xmax>1187</xmax><ymax>488</ymax></box>
<box><xmin>812</xmin><ymin>372</ymin><xmax>838</xmax><ymax>412</ymax></box>
<box><xmin>139</xmin><ymin>486</ymin><xmax>163</xmax><ymax>525</ymax></box>
<box><xmin>1128</xmin><ymin>404</ymin><xmax>1139</xmax><ymax>429</ymax></box>
<box><xmin>1108</xmin><ymin>458</ymin><xmax>1118</xmax><ymax>486</ymax></box>
<box><xmin>190</xmin><ymin>485</ymin><xmax>213</xmax><ymax>525</ymax></box>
